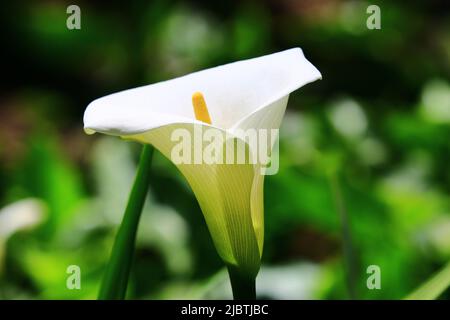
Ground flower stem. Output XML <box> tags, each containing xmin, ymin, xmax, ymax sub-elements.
<box><xmin>405</xmin><ymin>260</ymin><xmax>450</xmax><ymax>300</ymax></box>
<box><xmin>227</xmin><ymin>266</ymin><xmax>256</xmax><ymax>300</ymax></box>
<box><xmin>329</xmin><ymin>173</ymin><xmax>357</xmax><ymax>299</ymax></box>
<box><xmin>98</xmin><ymin>144</ymin><xmax>154</xmax><ymax>300</ymax></box>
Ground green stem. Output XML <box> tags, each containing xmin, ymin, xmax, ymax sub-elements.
<box><xmin>405</xmin><ymin>261</ymin><xmax>450</xmax><ymax>300</ymax></box>
<box><xmin>98</xmin><ymin>145</ymin><xmax>154</xmax><ymax>300</ymax></box>
<box><xmin>329</xmin><ymin>173</ymin><xmax>357</xmax><ymax>299</ymax></box>
<box><xmin>227</xmin><ymin>266</ymin><xmax>256</xmax><ymax>300</ymax></box>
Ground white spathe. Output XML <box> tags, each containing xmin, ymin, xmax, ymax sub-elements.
<box><xmin>84</xmin><ymin>48</ymin><xmax>321</xmax><ymax>277</ymax></box>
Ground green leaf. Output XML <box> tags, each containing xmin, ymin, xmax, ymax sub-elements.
<box><xmin>405</xmin><ymin>261</ymin><xmax>450</xmax><ymax>300</ymax></box>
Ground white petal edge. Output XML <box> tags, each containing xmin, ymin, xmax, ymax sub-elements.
<box><xmin>84</xmin><ymin>47</ymin><xmax>321</xmax><ymax>135</ymax></box>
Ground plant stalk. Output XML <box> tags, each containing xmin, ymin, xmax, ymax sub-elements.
<box><xmin>227</xmin><ymin>266</ymin><xmax>256</xmax><ymax>300</ymax></box>
<box><xmin>329</xmin><ymin>173</ymin><xmax>357</xmax><ymax>299</ymax></box>
<box><xmin>98</xmin><ymin>144</ymin><xmax>154</xmax><ymax>300</ymax></box>
<box><xmin>405</xmin><ymin>260</ymin><xmax>450</xmax><ymax>300</ymax></box>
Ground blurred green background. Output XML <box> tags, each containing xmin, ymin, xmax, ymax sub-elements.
<box><xmin>0</xmin><ymin>0</ymin><xmax>449</xmax><ymax>299</ymax></box>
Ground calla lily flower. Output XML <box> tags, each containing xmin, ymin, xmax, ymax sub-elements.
<box><xmin>84</xmin><ymin>48</ymin><xmax>321</xmax><ymax>278</ymax></box>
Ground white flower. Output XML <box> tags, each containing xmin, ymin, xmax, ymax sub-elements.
<box><xmin>84</xmin><ymin>48</ymin><xmax>321</xmax><ymax>277</ymax></box>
